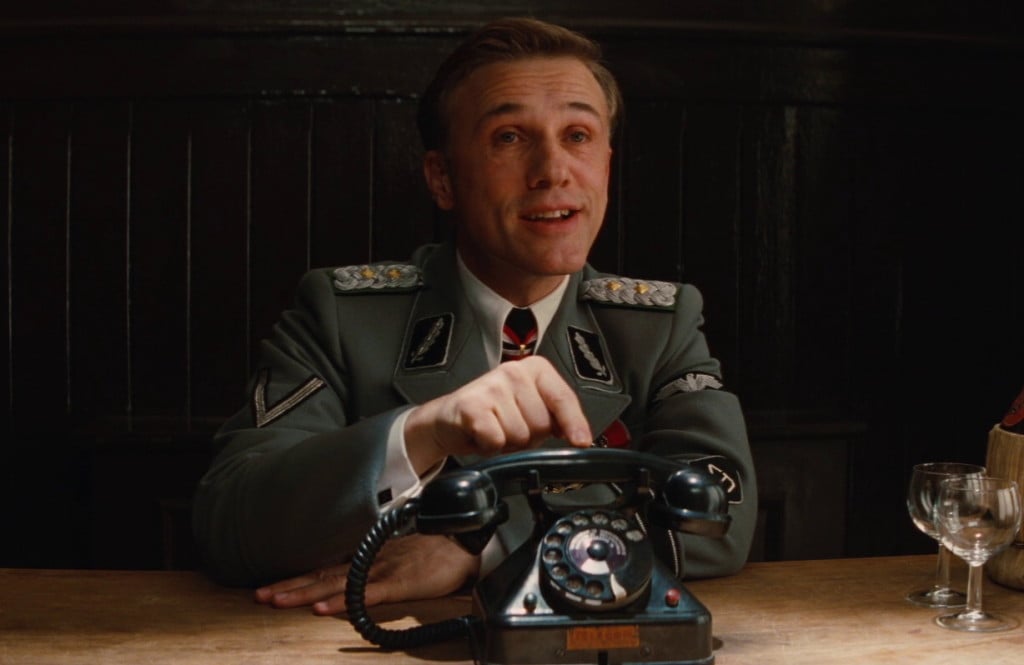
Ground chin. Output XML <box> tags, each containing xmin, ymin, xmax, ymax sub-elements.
<box><xmin>529</xmin><ymin>258</ymin><xmax>588</xmax><ymax>277</ymax></box>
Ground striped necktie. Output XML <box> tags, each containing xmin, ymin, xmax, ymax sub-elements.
<box><xmin>501</xmin><ymin>307</ymin><xmax>538</xmax><ymax>362</ymax></box>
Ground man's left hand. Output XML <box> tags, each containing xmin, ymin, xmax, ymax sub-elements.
<box><xmin>253</xmin><ymin>533</ymin><xmax>480</xmax><ymax>615</ymax></box>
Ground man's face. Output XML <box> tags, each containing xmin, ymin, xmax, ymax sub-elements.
<box><xmin>425</xmin><ymin>57</ymin><xmax>613</xmax><ymax>304</ymax></box>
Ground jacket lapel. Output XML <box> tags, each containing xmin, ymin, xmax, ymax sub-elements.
<box><xmin>540</xmin><ymin>272</ymin><xmax>631</xmax><ymax>439</ymax></box>
<box><xmin>392</xmin><ymin>244</ymin><xmax>489</xmax><ymax>406</ymax></box>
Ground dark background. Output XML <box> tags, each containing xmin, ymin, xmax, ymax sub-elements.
<box><xmin>1</xmin><ymin>1</ymin><xmax>1021</xmax><ymax>572</ymax></box>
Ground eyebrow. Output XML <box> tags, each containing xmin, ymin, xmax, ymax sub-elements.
<box><xmin>481</xmin><ymin>100</ymin><xmax>604</xmax><ymax>123</ymax></box>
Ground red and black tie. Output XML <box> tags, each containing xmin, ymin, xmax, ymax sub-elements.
<box><xmin>501</xmin><ymin>307</ymin><xmax>538</xmax><ymax>362</ymax></box>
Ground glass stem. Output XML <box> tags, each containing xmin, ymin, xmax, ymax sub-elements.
<box><xmin>964</xmin><ymin>563</ymin><xmax>984</xmax><ymax>618</ymax></box>
<box><xmin>935</xmin><ymin>543</ymin><xmax>952</xmax><ymax>591</ymax></box>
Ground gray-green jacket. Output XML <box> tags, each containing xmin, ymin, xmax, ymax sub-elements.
<box><xmin>192</xmin><ymin>242</ymin><xmax>757</xmax><ymax>586</ymax></box>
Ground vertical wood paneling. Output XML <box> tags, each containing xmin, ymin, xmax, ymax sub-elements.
<box><xmin>680</xmin><ymin>103</ymin><xmax>743</xmax><ymax>384</ymax></box>
<box><xmin>963</xmin><ymin>107</ymin><xmax>1024</xmax><ymax>413</ymax></box>
<box><xmin>249</xmin><ymin>100</ymin><xmax>312</xmax><ymax>354</ymax></box>
<box><xmin>9</xmin><ymin>102</ymin><xmax>71</xmax><ymax>432</ymax></box>
<box><xmin>843</xmin><ymin>107</ymin><xmax>920</xmax><ymax>557</ymax></box>
<box><xmin>372</xmin><ymin>99</ymin><xmax>435</xmax><ymax>261</ymax></box>
<box><xmin>793</xmin><ymin>107</ymin><xmax>855</xmax><ymax>412</ymax></box>
<box><xmin>620</xmin><ymin>101</ymin><xmax>685</xmax><ymax>282</ymax></box>
<box><xmin>845</xmin><ymin>109</ymin><xmax>902</xmax><ymax>416</ymax></box>
<box><xmin>189</xmin><ymin>101</ymin><xmax>250</xmax><ymax>425</ymax></box>
<box><xmin>129</xmin><ymin>102</ymin><xmax>189</xmax><ymax>428</ymax></box>
<box><xmin>891</xmin><ymin>106</ymin><xmax>1023</xmax><ymax>459</ymax></box>
<box><xmin>896</xmin><ymin>107</ymin><xmax>982</xmax><ymax>461</ymax></box>
<box><xmin>68</xmin><ymin>101</ymin><xmax>131</xmax><ymax>432</ymax></box>
<box><xmin>739</xmin><ymin>105</ymin><xmax>799</xmax><ymax>409</ymax></box>
<box><xmin>309</xmin><ymin>99</ymin><xmax>374</xmax><ymax>268</ymax></box>
<box><xmin>0</xmin><ymin>104</ymin><xmax>10</xmax><ymax>424</ymax></box>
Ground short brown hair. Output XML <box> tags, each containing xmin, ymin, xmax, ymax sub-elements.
<box><xmin>417</xmin><ymin>17</ymin><xmax>623</xmax><ymax>151</ymax></box>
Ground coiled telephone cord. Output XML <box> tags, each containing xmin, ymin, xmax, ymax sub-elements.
<box><xmin>344</xmin><ymin>501</ymin><xmax>476</xmax><ymax>650</ymax></box>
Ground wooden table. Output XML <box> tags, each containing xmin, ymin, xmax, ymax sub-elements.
<box><xmin>2</xmin><ymin>555</ymin><xmax>1022</xmax><ymax>664</ymax></box>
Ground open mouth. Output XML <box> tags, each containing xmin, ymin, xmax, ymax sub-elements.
<box><xmin>523</xmin><ymin>209</ymin><xmax>578</xmax><ymax>221</ymax></box>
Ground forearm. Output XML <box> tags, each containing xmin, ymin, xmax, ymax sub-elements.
<box><xmin>193</xmin><ymin>412</ymin><xmax>400</xmax><ymax>586</ymax></box>
<box><xmin>638</xmin><ymin>389</ymin><xmax>758</xmax><ymax>578</ymax></box>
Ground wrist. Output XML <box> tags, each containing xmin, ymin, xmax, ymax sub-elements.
<box><xmin>403</xmin><ymin>404</ymin><xmax>448</xmax><ymax>476</ymax></box>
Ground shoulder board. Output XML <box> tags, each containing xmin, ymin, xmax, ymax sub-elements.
<box><xmin>580</xmin><ymin>276</ymin><xmax>677</xmax><ymax>309</ymax></box>
<box><xmin>332</xmin><ymin>263</ymin><xmax>423</xmax><ymax>294</ymax></box>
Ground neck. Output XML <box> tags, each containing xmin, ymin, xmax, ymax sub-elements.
<box><xmin>464</xmin><ymin>263</ymin><xmax>566</xmax><ymax>307</ymax></box>
<box><xmin>497</xmin><ymin>277</ymin><xmax>565</xmax><ymax>308</ymax></box>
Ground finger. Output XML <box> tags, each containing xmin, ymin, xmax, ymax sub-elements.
<box><xmin>531</xmin><ymin>361</ymin><xmax>591</xmax><ymax>446</ymax></box>
<box><xmin>512</xmin><ymin>381</ymin><xmax>556</xmax><ymax>446</ymax></box>
<box><xmin>490</xmin><ymin>390</ymin><xmax>535</xmax><ymax>451</ymax></box>
<box><xmin>254</xmin><ymin>570</ymin><xmax>325</xmax><ymax>603</ymax></box>
<box><xmin>460</xmin><ymin>408</ymin><xmax>510</xmax><ymax>455</ymax></box>
<box><xmin>268</xmin><ymin>568</ymin><xmax>349</xmax><ymax>609</ymax></box>
<box><xmin>312</xmin><ymin>593</ymin><xmax>348</xmax><ymax>616</ymax></box>
<box><xmin>453</xmin><ymin>383</ymin><xmax>522</xmax><ymax>454</ymax></box>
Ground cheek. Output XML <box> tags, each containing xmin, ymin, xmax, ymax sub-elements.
<box><xmin>577</xmin><ymin>149</ymin><xmax>612</xmax><ymax>187</ymax></box>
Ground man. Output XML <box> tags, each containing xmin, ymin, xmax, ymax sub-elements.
<box><xmin>192</xmin><ymin>17</ymin><xmax>756</xmax><ymax>617</ymax></box>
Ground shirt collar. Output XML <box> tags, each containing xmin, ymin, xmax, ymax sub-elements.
<box><xmin>456</xmin><ymin>251</ymin><xmax>570</xmax><ymax>367</ymax></box>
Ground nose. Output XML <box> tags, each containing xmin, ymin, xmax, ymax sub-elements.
<box><xmin>527</xmin><ymin>138</ymin><xmax>570</xmax><ymax>190</ymax></box>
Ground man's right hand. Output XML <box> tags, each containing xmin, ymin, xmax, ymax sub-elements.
<box><xmin>403</xmin><ymin>355</ymin><xmax>592</xmax><ymax>475</ymax></box>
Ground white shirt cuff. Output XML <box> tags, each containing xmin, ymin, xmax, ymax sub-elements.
<box><xmin>376</xmin><ymin>407</ymin><xmax>445</xmax><ymax>512</ymax></box>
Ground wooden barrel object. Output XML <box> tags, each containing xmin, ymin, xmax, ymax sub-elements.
<box><xmin>986</xmin><ymin>424</ymin><xmax>1024</xmax><ymax>590</ymax></box>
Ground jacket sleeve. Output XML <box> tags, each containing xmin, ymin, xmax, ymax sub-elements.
<box><xmin>191</xmin><ymin>269</ymin><xmax>409</xmax><ymax>587</ymax></box>
<box><xmin>634</xmin><ymin>283</ymin><xmax>758</xmax><ymax>579</ymax></box>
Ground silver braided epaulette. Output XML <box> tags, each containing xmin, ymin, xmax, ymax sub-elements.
<box><xmin>581</xmin><ymin>276</ymin><xmax>677</xmax><ymax>308</ymax></box>
<box><xmin>332</xmin><ymin>263</ymin><xmax>422</xmax><ymax>292</ymax></box>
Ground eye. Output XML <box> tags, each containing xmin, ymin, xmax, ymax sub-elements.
<box><xmin>496</xmin><ymin>130</ymin><xmax>520</xmax><ymax>144</ymax></box>
<box><xmin>567</xmin><ymin>129</ymin><xmax>589</xmax><ymax>144</ymax></box>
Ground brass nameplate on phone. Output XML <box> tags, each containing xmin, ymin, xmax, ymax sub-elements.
<box><xmin>565</xmin><ymin>625</ymin><xmax>640</xmax><ymax>650</ymax></box>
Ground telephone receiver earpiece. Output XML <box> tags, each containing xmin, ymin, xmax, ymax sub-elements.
<box><xmin>647</xmin><ymin>467</ymin><xmax>730</xmax><ymax>537</ymax></box>
<box><xmin>415</xmin><ymin>468</ymin><xmax>509</xmax><ymax>554</ymax></box>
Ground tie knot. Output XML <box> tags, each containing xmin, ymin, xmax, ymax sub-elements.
<box><xmin>502</xmin><ymin>307</ymin><xmax>537</xmax><ymax>362</ymax></box>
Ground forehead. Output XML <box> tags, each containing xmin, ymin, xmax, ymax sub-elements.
<box><xmin>448</xmin><ymin>57</ymin><xmax>610</xmax><ymax>126</ymax></box>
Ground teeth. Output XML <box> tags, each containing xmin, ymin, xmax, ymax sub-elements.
<box><xmin>526</xmin><ymin>210</ymin><xmax>573</xmax><ymax>220</ymax></box>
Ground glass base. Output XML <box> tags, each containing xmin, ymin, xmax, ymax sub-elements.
<box><xmin>905</xmin><ymin>587</ymin><xmax>966</xmax><ymax>609</ymax></box>
<box><xmin>935</xmin><ymin>610</ymin><xmax>1021</xmax><ymax>633</ymax></box>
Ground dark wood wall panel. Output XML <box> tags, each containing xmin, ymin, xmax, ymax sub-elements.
<box><xmin>0</xmin><ymin>103</ymin><xmax>11</xmax><ymax>419</ymax></box>
<box><xmin>310</xmin><ymin>100</ymin><xmax>374</xmax><ymax>268</ymax></box>
<box><xmin>620</xmin><ymin>101</ymin><xmax>685</xmax><ymax>282</ymax></box>
<box><xmin>68</xmin><ymin>102</ymin><xmax>131</xmax><ymax>432</ymax></box>
<box><xmin>189</xmin><ymin>101</ymin><xmax>250</xmax><ymax>425</ymax></box>
<box><xmin>129</xmin><ymin>103</ymin><xmax>190</xmax><ymax>429</ymax></box>
<box><xmin>739</xmin><ymin>105</ymin><xmax>799</xmax><ymax>410</ymax></box>
<box><xmin>680</xmin><ymin>104</ymin><xmax>743</xmax><ymax>384</ymax></box>
<box><xmin>0</xmin><ymin>3</ymin><xmax>1021</xmax><ymax>569</ymax></box>
<box><xmin>249</xmin><ymin>101</ymin><xmax>313</xmax><ymax>349</ymax></box>
<box><xmin>10</xmin><ymin>103</ymin><xmax>71</xmax><ymax>430</ymax></box>
<box><xmin>792</xmin><ymin>107</ymin><xmax>856</xmax><ymax>413</ymax></box>
<box><xmin>371</xmin><ymin>100</ymin><xmax>437</xmax><ymax>261</ymax></box>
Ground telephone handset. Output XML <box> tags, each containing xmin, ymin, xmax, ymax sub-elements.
<box><xmin>346</xmin><ymin>447</ymin><xmax>731</xmax><ymax>665</ymax></box>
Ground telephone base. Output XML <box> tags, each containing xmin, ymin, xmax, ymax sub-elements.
<box><xmin>471</xmin><ymin>546</ymin><xmax>714</xmax><ymax>665</ymax></box>
<box><xmin>471</xmin><ymin>609</ymin><xmax>713</xmax><ymax>665</ymax></box>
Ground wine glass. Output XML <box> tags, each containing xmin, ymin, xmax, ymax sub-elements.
<box><xmin>905</xmin><ymin>462</ymin><xmax>986</xmax><ymax>607</ymax></box>
<box><xmin>933</xmin><ymin>476</ymin><xmax>1023</xmax><ymax>632</ymax></box>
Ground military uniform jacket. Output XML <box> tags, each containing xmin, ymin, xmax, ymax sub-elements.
<box><xmin>193</xmin><ymin>242</ymin><xmax>757</xmax><ymax>586</ymax></box>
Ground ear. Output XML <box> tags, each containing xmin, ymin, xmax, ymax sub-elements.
<box><xmin>423</xmin><ymin>150</ymin><xmax>455</xmax><ymax>211</ymax></box>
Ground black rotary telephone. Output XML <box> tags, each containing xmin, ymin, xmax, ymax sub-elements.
<box><xmin>345</xmin><ymin>447</ymin><xmax>730</xmax><ymax>665</ymax></box>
